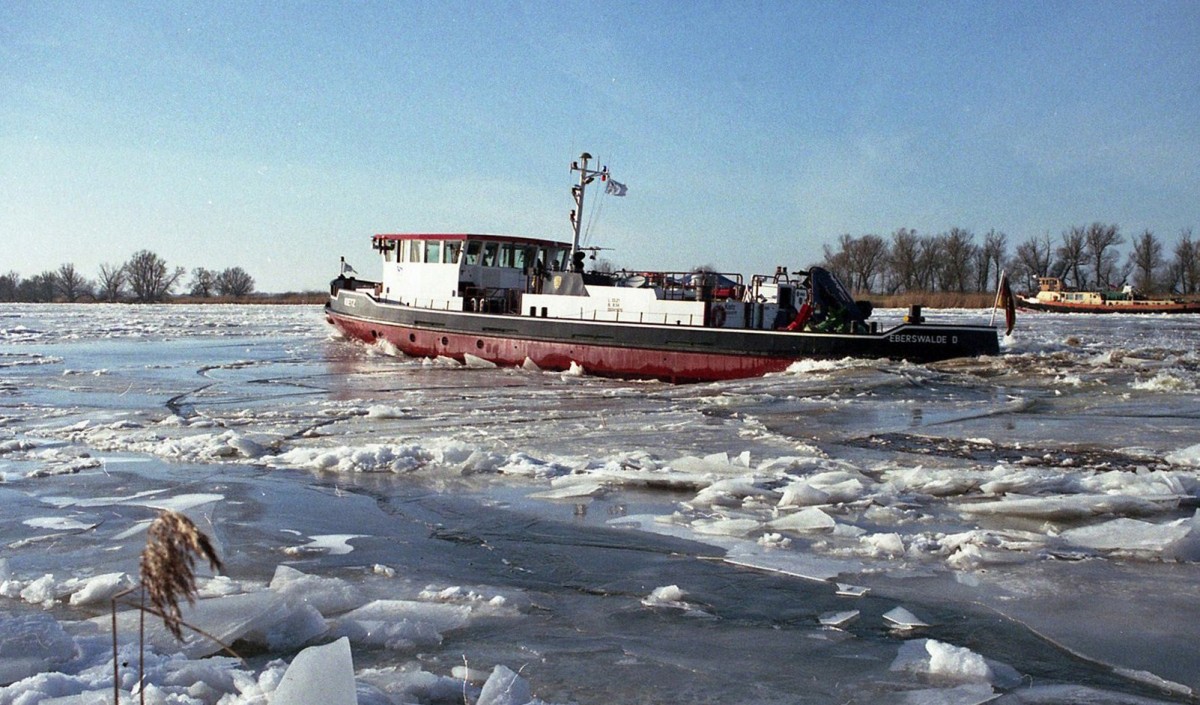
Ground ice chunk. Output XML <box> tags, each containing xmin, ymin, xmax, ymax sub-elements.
<box><xmin>691</xmin><ymin>476</ymin><xmax>777</xmax><ymax>507</ymax></box>
<box><xmin>226</xmin><ymin>434</ymin><xmax>268</xmax><ymax>458</ymax></box>
<box><xmin>1060</xmin><ymin>517</ymin><xmax>1192</xmax><ymax>553</ymax></box>
<box><xmin>0</xmin><ymin>612</ymin><xmax>76</xmax><ymax>684</ymax></box>
<box><xmin>777</xmin><ymin>482</ymin><xmax>831</xmax><ymax>507</ymax></box>
<box><xmin>366</xmin><ymin>404</ymin><xmax>411</xmax><ymax>419</ymax></box>
<box><xmin>769</xmin><ymin>506</ymin><xmax>836</xmax><ymax>533</ymax></box>
<box><xmin>835</xmin><ymin>583</ymin><xmax>869</xmax><ymax>597</ymax></box>
<box><xmin>529</xmin><ymin>481</ymin><xmax>605</xmax><ymax>499</ymax></box>
<box><xmin>261</xmin><ymin>602</ymin><xmax>329</xmax><ymax>651</ymax></box>
<box><xmin>22</xmin><ymin>517</ymin><xmax>98</xmax><ymax>531</ymax></box>
<box><xmin>957</xmin><ymin>493</ymin><xmax>1174</xmax><ymax>519</ymax></box>
<box><xmin>724</xmin><ymin>542</ymin><xmax>864</xmax><ymax>581</ymax></box>
<box><xmin>1166</xmin><ymin>442</ymin><xmax>1200</xmax><ymax>467</ymax></box>
<box><xmin>860</xmin><ymin>532</ymin><xmax>906</xmax><ymax>558</ymax></box>
<box><xmin>130</xmin><ymin>492</ymin><xmax>225</xmax><ymax>513</ymax></box>
<box><xmin>894</xmin><ymin>683</ymin><xmax>997</xmax><ymax>704</ymax></box>
<box><xmin>818</xmin><ymin>609</ymin><xmax>859</xmax><ymax>628</ymax></box>
<box><xmin>67</xmin><ymin>571</ymin><xmax>134</xmax><ymax>606</ymax></box>
<box><xmin>332</xmin><ymin>599</ymin><xmax>470</xmax><ymax>650</ymax></box>
<box><xmin>641</xmin><ymin>584</ymin><xmax>706</xmax><ymax>615</ymax></box>
<box><xmin>20</xmin><ymin>573</ymin><xmax>60</xmax><ymax>607</ymax></box>
<box><xmin>464</xmin><ymin>353</ymin><xmax>498</xmax><ymax>369</ymax></box>
<box><xmin>477</xmin><ymin>664</ymin><xmax>533</xmax><ymax>705</ymax></box>
<box><xmin>883</xmin><ymin>606</ymin><xmax>929</xmax><ymax>630</ymax></box>
<box><xmin>691</xmin><ymin>516</ymin><xmax>761</xmax><ymax>536</ymax></box>
<box><xmin>272</xmin><ymin>637</ymin><xmax>357</xmax><ymax>705</ymax></box>
<box><xmin>284</xmin><ymin>533</ymin><xmax>364</xmax><ymax>556</ymax></box>
<box><xmin>270</xmin><ymin>565</ymin><xmax>366</xmax><ymax>614</ymax></box>
<box><xmin>891</xmin><ymin>638</ymin><xmax>1021</xmax><ymax>689</ymax></box>
<box><xmin>105</xmin><ymin>590</ymin><xmax>293</xmax><ymax>658</ymax></box>
<box><xmin>892</xmin><ymin>638</ymin><xmax>987</xmax><ymax>681</ymax></box>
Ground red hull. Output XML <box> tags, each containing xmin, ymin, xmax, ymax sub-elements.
<box><xmin>1017</xmin><ymin>298</ymin><xmax>1200</xmax><ymax>314</ymax></box>
<box><xmin>328</xmin><ymin>311</ymin><xmax>796</xmax><ymax>382</ymax></box>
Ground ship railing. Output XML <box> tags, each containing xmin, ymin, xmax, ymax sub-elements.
<box><xmin>613</xmin><ymin>269</ymin><xmax>745</xmax><ymax>302</ymax></box>
<box><xmin>408</xmin><ymin>297</ymin><xmax>469</xmax><ymax>312</ymax></box>
<box><xmin>563</xmin><ymin>308</ymin><xmax>704</xmax><ymax>326</ymax></box>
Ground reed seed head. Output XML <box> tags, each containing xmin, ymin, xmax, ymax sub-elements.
<box><xmin>139</xmin><ymin>510</ymin><xmax>224</xmax><ymax>640</ymax></box>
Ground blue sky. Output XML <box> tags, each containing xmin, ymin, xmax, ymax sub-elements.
<box><xmin>2</xmin><ymin>1</ymin><xmax>1198</xmax><ymax>293</ymax></box>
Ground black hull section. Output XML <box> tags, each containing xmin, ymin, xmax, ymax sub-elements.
<box><xmin>326</xmin><ymin>291</ymin><xmax>999</xmax><ymax>382</ymax></box>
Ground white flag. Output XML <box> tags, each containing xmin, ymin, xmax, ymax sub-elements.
<box><xmin>605</xmin><ymin>179</ymin><xmax>628</xmax><ymax>197</ymax></box>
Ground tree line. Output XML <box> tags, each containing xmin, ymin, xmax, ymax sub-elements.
<box><xmin>0</xmin><ymin>250</ymin><xmax>256</xmax><ymax>303</ymax></box>
<box><xmin>819</xmin><ymin>224</ymin><xmax>1200</xmax><ymax>296</ymax></box>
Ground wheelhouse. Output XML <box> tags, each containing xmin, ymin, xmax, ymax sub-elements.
<box><xmin>371</xmin><ymin>233</ymin><xmax>573</xmax><ymax>312</ymax></box>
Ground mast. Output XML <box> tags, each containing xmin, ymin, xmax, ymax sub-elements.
<box><xmin>569</xmin><ymin>152</ymin><xmax>608</xmax><ymax>273</ymax></box>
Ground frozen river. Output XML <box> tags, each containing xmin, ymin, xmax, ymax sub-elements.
<box><xmin>2</xmin><ymin>302</ymin><xmax>1200</xmax><ymax>704</ymax></box>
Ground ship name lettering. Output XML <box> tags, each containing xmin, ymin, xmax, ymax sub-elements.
<box><xmin>889</xmin><ymin>333</ymin><xmax>948</xmax><ymax>344</ymax></box>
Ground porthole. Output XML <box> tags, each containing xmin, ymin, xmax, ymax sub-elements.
<box><xmin>476</xmin><ymin>339</ymin><xmax>484</xmax><ymax>349</ymax></box>
<box><xmin>409</xmin><ymin>333</ymin><xmax>416</xmax><ymax>343</ymax></box>
<box><xmin>441</xmin><ymin>336</ymin><xmax>449</xmax><ymax>346</ymax></box>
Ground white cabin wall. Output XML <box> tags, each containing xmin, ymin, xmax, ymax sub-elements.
<box><xmin>522</xmin><ymin>285</ymin><xmax>708</xmax><ymax>326</ymax></box>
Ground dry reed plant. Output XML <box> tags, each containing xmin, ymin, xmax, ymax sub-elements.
<box><xmin>139</xmin><ymin>509</ymin><xmax>224</xmax><ymax>640</ymax></box>
<box><xmin>112</xmin><ymin>509</ymin><xmax>227</xmax><ymax>704</ymax></box>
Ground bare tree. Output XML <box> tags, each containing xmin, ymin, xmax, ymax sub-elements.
<box><xmin>847</xmin><ymin>234</ymin><xmax>888</xmax><ymax>293</ymax></box>
<box><xmin>1084</xmin><ymin>222</ymin><xmax>1126</xmax><ymax>289</ymax></box>
<box><xmin>1012</xmin><ymin>233</ymin><xmax>1054</xmax><ymax>291</ymax></box>
<box><xmin>97</xmin><ymin>263</ymin><xmax>127</xmax><ymax>302</ymax></box>
<box><xmin>915</xmin><ymin>235</ymin><xmax>944</xmax><ymax>291</ymax></box>
<box><xmin>19</xmin><ymin>271</ymin><xmax>59</xmax><ymax>302</ymax></box>
<box><xmin>977</xmin><ymin>229</ymin><xmax>1008</xmax><ymax>291</ymax></box>
<box><xmin>0</xmin><ymin>271</ymin><xmax>19</xmax><ymax>302</ymax></box>
<box><xmin>56</xmin><ymin>263</ymin><xmax>92</xmax><ymax>302</ymax></box>
<box><xmin>215</xmin><ymin>267</ymin><xmax>255</xmax><ymax>298</ymax></box>
<box><xmin>189</xmin><ymin>268</ymin><xmax>218</xmax><ymax>297</ymax></box>
<box><xmin>1056</xmin><ymin>227</ymin><xmax>1088</xmax><ymax>289</ymax></box>
<box><xmin>820</xmin><ymin>236</ymin><xmax>853</xmax><ymax>288</ymax></box>
<box><xmin>1169</xmin><ymin>229</ymin><xmax>1199</xmax><ymax>294</ymax></box>
<box><xmin>1128</xmin><ymin>230</ymin><xmax>1163</xmax><ymax>294</ymax></box>
<box><xmin>937</xmin><ymin>228</ymin><xmax>977</xmax><ymax>293</ymax></box>
<box><xmin>887</xmin><ymin>228</ymin><xmax>921</xmax><ymax>294</ymax></box>
<box><xmin>126</xmin><ymin>250</ymin><xmax>185</xmax><ymax>303</ymax></box>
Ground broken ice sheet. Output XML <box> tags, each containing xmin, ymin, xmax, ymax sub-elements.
<box><xmin>102</xmin><ymin>590</ymin><xmax>293</xmax><ymax>658</ymax></box>
<box><xmin>883</xmin><ymin>606</ymin><xmax>930</xmax><ymax>631</ymax></box>
<box><xmin>1059</xmin><ymin>516</ymin><xmax>1192</xmax><ymax>553</ymax></box>
<box><xmin>272</xmin><ymin>636</ymin><xmax>357</xmax><ymax>705</ymax></box>
<box><xmin>818</xmin><ymin>609</ymin><xmax>859</xmax><ymax>628</ymax></box>
<box><xmin>0</xmin><ymin>612</ymin><xmax>76</xmax><ymax>684</ymax></box>
<box><xmin>330</xmin><ymin>599</ymin><xmax>471</xmax><ymax>650</ymax></box>
<box><xmin>835</xmin><ymin>582</ymin><xmax>870</xmax><ymax>597</ymax></box>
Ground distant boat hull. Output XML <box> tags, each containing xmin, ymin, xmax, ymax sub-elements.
<box><xmin>1016</xmin><ymin>296</ymin><xmax>1200</xmax><ymax>314</ymax></box>
<box><xmin>326</xmin><ymin>290</ymin><xmax>999</xmax><ymax>383</ymax></box>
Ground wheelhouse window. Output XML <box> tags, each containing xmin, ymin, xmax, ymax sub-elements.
<box><xmin>513</xmin><ymin>246</ymin><xmax>531</xmax><ymax>271</ymax></box>
<box><xmin>547</xmin><ymin>246</ymin><xmax>569</xmax><ymax>271</ymax></box>
<box><xmin>464</xmin><ymin>241</ymin><xmax>482</xmax><ymax>265</ymax></box>
<box><xmin>443</xmin><ymin>241</ymin><xmax>462</xmax><ymax>264</ymax></box>
<box><xmin>499</xmin><ymin>243</ymin><xmax>516</xmax><ymax>268</ymax></box>
<box><xmin>482</xmin><ymin>242</ymin><xmax>499</xmax><ymax>267</ymax></box>
<box><xmin>424</xmin><ymin>240</ymin><xmax>441</xmax><ymax>264</ymax></box>
<box><xmin>408</xmin><ymin>240</ymin><xmax>422</xmax><ymax>264</ymax></box>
